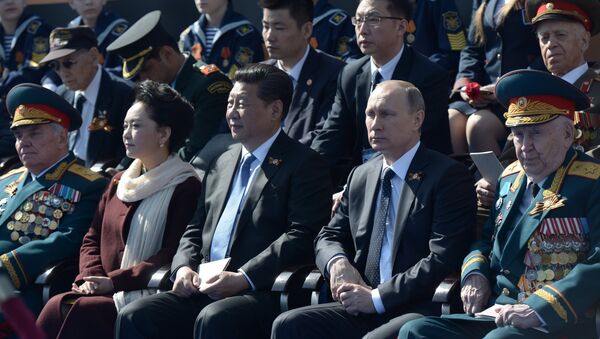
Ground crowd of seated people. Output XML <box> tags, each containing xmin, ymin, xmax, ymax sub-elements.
<box><xmin>0</xmin><ymin>0</ymin><xmax>599</xmax><ymax>338</ymax></box>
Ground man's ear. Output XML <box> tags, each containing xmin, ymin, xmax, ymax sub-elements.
<box><xmin>413</xmin><ymin>110</ymin><xmax>425</xmax><ymax>131</ymax></box>
<box><xmin>271</xmin><ymin>99</ymin><xmax>283</xmax><ymax>121</ymax></box>
<box><xmin>301</xmin><ymin>21</ymin><xmax>313</xmax><ymax>41</ymax></box>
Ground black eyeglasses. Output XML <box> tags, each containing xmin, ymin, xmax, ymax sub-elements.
<box><xmin>351</xmin><ymin>14</ymin><xmax>405</xmax><ymax>27</ymax></box>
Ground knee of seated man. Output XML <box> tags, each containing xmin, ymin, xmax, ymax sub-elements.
<box><xmin>397</xmin><ymin>316</ymin><xmax>436</xmax><ymax>338</ymax></box>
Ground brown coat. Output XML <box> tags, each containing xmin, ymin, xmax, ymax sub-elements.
<box><xmin>36</xmin><ymin>172</ymin><xmax>201</xmax><ymax>339</ymax></box>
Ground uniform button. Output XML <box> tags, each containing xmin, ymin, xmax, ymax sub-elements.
<box><xmin>502</xmin><ymin>288</ymin><xmax>510</xmax><ymax>296</ymax></box>
<box><xmin>497</xmin><ymin>53</ymin><xmax>501</xmax><ymax>60</ymax></box>
<box><xmin>503</xmin><ymin>269</ymin><xmax>510</xmax><ymax>275</ymax></box>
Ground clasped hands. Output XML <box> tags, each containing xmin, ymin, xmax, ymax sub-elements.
<box><xmin>461</xmin><ymin>275</ymin><xmax>541</xmax><ymax>329</ymax></box>
<box><xmin>172</xmin><ymin>266</ymin><xmax>249</xmax><ymax>300</ymax></box>
<box><xmin>72</xmin><ymin>276</ymin><xmax>114</xmax><ymax>295</ymax></box>
<box><xmin>329</xmin><ymin>257</ymin><xmax>376</xmax><ymax>316</ymax></box>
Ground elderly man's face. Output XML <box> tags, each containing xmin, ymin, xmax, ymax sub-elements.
<box><xmin>52</xmin><ymin>48</ymin><xmax>99</xmax><ymax>91</ymax></box>
<box><xmin>365</xmin><ymin>82</ymin><xmax>423</xmax><ymax>163</ymax></box>
<box><xmin>13</xmin><ymin>124</ymin><xmax>68</xmax><ymax>175</ymax></box>
<box><xmin>512</xmin><ymin>117</ymin><xmax>573</xmax><ymax>182</ymax></box>
<box><xmin>536</xmin><ymin>20</ymin><xmax>590</xmax><ymax>76</ymax></box>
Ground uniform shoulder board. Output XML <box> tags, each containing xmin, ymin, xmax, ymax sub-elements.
<box><xmin>0</xmin><ymin>167</ymin><xmax>26</xmax><ymax>180</ymax></box>
<box><xmin>67</xmin><ymin>163</ymin><xmax>103</xmax><ymax>182</ymax></box>
<box><xmin>567</xmin><ymin>160</ymin><xmax>600</xmax><ymax>180</ymax></box>
<box><xmin>501</xmin><ymin>161</ymin><xmax>522</xmax><ymax>177</ymax></box>
<box><xmin>112</xmin><ymin>23</ymin><xmax>128</xmax><ymax>36</ymax></box>
<box><xmin>329</xmin><ymin>11</ymin><xmax>347</xmax><ymax>26</ymax></box>
<box><xmin>199</xmin><ymin>64</ymin><xmax>221</xmax><ymax>76</ymax></box>
<box><xmin>236</xmin><ymin>24</ymin><xmax>254</xmax><ymax>37</ymax></box>
<box><xmin>27</xmin><ymin>20</ymin><xmax>41</xmax><ymax>34</ymax></box>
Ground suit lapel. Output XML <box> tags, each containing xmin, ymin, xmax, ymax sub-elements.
<box><xmin>358</xmin><ymin>157</ymin><xmax>383</xmax><ymax>238</ymax></box>
<box><xmin>285</xmin><ymin>49</ymin><xmax>317</xmax><ymax>132</ymax></box>
<box><xmin>209</xmin><ymin>146</ymin><xmax>241</xmax><ymax>231</ymax></box>
<box><xmin>87</xmin><ymin>70</ymin><xmax>113</xmax><ymax>164</ymax></box>
<box><xmin>231</xmin><ymin>133</ymin><xmax>288</xmax><ymax>243</ymax></box>
<box><xmin>390</xmin><ymin>146</ymin><xmax>426</xmax><ymax>267</ymax></box>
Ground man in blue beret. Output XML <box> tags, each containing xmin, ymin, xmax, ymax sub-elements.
<box><xmin>0</xmin><ymin>84</ymin><xmax>106</xmax><ymax>322</ymax></box>
<box><xmin>399</xmin><ymin>69</ymin><xmax>600</xmax><ymax>338</ymax></box>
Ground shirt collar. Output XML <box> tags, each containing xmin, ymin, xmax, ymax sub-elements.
<box><xmin>560</xmin><ymin>62</ymin><xmax>589</xmax><ymax>85</ymax></box>
<box><xmin>30</xmin><ymin>153</ymin><xmax>70</xmax><ymax>180</ymax></box>
<box><xmin>381</xmin><ymin>141</ymin><xmax>420</xmax><ymax>181</ymax></box>
<box><xmin>241</xmin><ymin>128</ymin><xmax>282</xmax><ymax>165</ymax></box>
<box><xmin>277</xmin><ymin>45</ymin><xmax>310</xmax><ymax>83</ymax></box>
<box><xmin>370</xmin><ymin>44</ymin><xmax>404</xmax><ymax>81</ymax></box>
<box><xmin>77</xmin><ymin>65</ymin><xmax>102</xmax><ymax>107</ymax></box>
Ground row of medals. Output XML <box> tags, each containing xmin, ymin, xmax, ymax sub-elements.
<box><xmin>7</xmin><ymin>195</ymin><xmax>73</xmax><ymax>245</ymax></box>
<box><xmin>521</xmin><ymin>232</ymin><xmax>588</xmax><ymax>299</ymax></box>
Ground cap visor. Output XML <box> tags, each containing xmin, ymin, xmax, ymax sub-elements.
<box><xmin>39</xmin><ymin>49</ymin><xmax>78</xmax><ymax>64</ymax></box>
<box><xmin>10</xmin><ymin>119</ymin><xmax>52</xmax><ymax>129</ymax></box>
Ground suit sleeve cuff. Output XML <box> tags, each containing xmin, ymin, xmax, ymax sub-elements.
<box><xmin>326</xmin><ymin>254</ymin><xmax>346</xmax><ymax>278</ymax></box>
<box><xmin>371</xmin><ymin>288</ymin><xmax>385</xmax><ymax>314</ymax></box>
<box><xmin>238</xmin><ymin>269</ymin><xmax>256</xmax><ymax>291</ymax></box>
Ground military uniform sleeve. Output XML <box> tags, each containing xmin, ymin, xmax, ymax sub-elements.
<box><xmin>427</xmin><ymin>1</ymin><xmax>466</xmax><ymax>73</ymax></box>
<box><xmin>454</xmin><ymin>0</ymin><xmax>487</xmax><ymax>90</ymax></box>
<box><xmin>0</xmin><ymin>176</ymin><xmax>107</xmax><ymax>289</ymax></box>
<box><xmin>178</xmin><ymin>68</ymin><xmax>231</xmax><ymax>161</ymax></box>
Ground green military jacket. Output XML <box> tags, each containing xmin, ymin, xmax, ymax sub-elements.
<box><xmin>0</xmin><ymin>153</ymin><xmax>106</xmax><ymax>291</ymax></box>
<box><xmin>461</xmin><ymin>148</ymin><xmax>600</xmax><ymax>332</ymax></box>
<box><xmin>175</xmin><ymin>56</ymin><xmax>232</xmax><ymax>161</ymax></box>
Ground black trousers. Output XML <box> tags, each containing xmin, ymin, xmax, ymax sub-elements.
<box><xmin>271</xmin><ymin>302</ymin><xmax>428</xmax><ymax>339</ymax></box>
<box><xmin>115</xmin><ymin>290</ymin><xmax>279</xmax><ymax>339</ymax></box>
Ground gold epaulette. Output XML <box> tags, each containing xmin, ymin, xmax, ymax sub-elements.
<box><xmin>67</xmin><ymin>163</ymin><xmax>103</xmax><ymax>182</ymax></box>
<box><xmin>0</xmin><ymin>167</ymin><xmax>26</xmax><ymax>180</ymax></box>
<box><xmin>501</xmin><ymin>161</ymin><xmax>522</xmax><ymax>178</ymax></box>
<box><xmin>567</xmin><ymin>160</ymin><xmax>600</xmax><ymax>180</ymax></box>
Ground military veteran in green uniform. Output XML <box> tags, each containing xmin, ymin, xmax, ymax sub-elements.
<box><xmin>0</xmin><ymin>83</ymin><xmax>106</xmax><ymax>317</ymax></box>
<box><xmin>107</xmin><ymin>10</ymin><xmax>232</xmax><ymax>161</ymax></box>
<box><xmin>399</xmin><ymin>69</ymin><xmax>600</xmax><ymax>338</ymax></box>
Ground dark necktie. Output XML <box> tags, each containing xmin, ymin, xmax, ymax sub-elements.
<box><xmin>69</xmin><ymin>94</ymin><xmax>87</xmax><ymax>150</ymax></box>
<box><xmin>210</xmin><ymin>153</ymin><xmax>256</xmax><ymax>261</ymax></box>
<box><xmin>532</xmin><ymin>183</ymin><xmax>540</xmax><ymax>197</ymax></box>
<box><xmin>371</xmin><ymin>71</ymin><xmax>383</xmax><ymax>92</ymax></box>
<box><xmin>365</xmin><ymin>167</ymin><xmax>395</xmax><ymax>287</ymax></box>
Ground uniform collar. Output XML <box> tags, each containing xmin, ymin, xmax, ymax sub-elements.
<box><xmin>560</xmin><ymin>62</ymin><xmax>589</xmax><ymax>85</ymax></box>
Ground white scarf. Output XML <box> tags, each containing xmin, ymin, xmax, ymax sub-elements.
<box><xmin>113</xmin><ymin>156</ymin><xmax>198</xmax><ymax>311</ymax></box>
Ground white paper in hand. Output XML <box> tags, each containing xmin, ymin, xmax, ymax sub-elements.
<box><xmin>198</xmin><ymin>258</ymin><xmax>231</xmax><ymax>289</ymax></box>
<box><xmin>475</xmin><ymin>304</ymin><xmax>549</xmax><ymax>333</ymax></box>
<box><xmin>470</xmin><ymin>151</ymin><xmax>504</xmax><ymax>183</ymax></box>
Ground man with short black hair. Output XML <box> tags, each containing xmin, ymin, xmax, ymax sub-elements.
<box><xmin>261</xmin><ymin>0</ymin><xmax>344</xmax><ymax>144</ymax></box>
<box><xmin>107</xmin><ymin>11</ymin><xmax>232</xmax><ymax>161</ymax></box>
<box><xmin>115</xmin><ymin>63</ymin><xmax>332</xmax><ymax>339</ymax></box>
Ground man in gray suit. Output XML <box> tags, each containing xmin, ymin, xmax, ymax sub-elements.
<box><xmin>115</xmin><ymin>63</ymin><xmax>332</xmax><ymax>339</ymax></box>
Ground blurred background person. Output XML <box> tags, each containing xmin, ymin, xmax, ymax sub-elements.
<box><xmin>311</xmin><ymin>0</ymin><xmax>362</xmax><ymax>62</ymax></box>
<box><xmin>448</xmin><ymin>0</ymin><xmax>545</xmax><ymax>156</ymax></box>
<box><xmin>36</xmin><ymin>80</ymin><xmax>201</xmax><ymax>339</ymax></box>
<box><xmin>67</xmin><ymin>0</ymin><xmax>129</xmax><ymax>76</ymax></box>
<box><xmin>179</xmin><ymin>0</ymin><xmax>265</xmax><ymax>79</ymax></box>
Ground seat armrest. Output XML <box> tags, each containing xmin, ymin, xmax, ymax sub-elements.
<box><xmin>34</xmin><ymin>258</ymin><xmax>78</xmax><ymax>305</ymax></box>
<box><xmin>432</xmin><ymin>273</ymin><xmax>462</xmax><ymax>315</ymax></box>
<box><xmin>147</xmin><ymin>265</ymin><xmax>172</xmax><ymax>292</ymax></box>
<box><xmin>271</xmin><ymin>265</ymin><xmax>315</xmax><ymax>312</ymax></box>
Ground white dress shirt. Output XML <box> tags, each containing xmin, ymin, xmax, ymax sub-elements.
<box><xmin>276</xmin><ymin>45</ymin><xmax>310</xmax><ymax>91</ymax></box>
<box><xmin>71</xmin><ymin>65</ymin><xmax>102</xmax><ymax>162</ymax></box>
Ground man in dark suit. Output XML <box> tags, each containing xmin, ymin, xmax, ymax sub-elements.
<box><xmin>39</xmin><ymin>26</ymin><xmax>133</xmax><ymax>168</ymax></box>
<box><xmin>260</xmin><ymin>0</ymin><xmax>344</xmax><ymax>145</ymax></box>
<box><xmin>115</xmin><ymin>64</ymin><xmax>332</xmax><ymax>339</ymax></box>
<box><xmin>311</xmin><ymin>0</ymin><xmax>451</xmax><ymax>186</ymax></box>
<box><xmin>272</xmin><ymin>80</ymin><xmax>476</xmax><ymax>339</ymax></box>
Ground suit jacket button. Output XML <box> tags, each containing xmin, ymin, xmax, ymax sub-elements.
<box><xmin>502</xmin><ymin>288</ymin><xmax>510</xmax><ymax>296</ymax></box>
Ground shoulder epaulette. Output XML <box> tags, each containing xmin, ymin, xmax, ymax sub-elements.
<box><xmin>67</xmin><ymin>163</ymin><xmax>103</xmax><ymax>182</ymax></box>
<box><xmin>0</xmin><ymin>167</ymin><xmax>26</xmax><ymax>180</ymax></box>
<box><xmin>199</xmin><ymin>64</ymin><xmax>221</xmax><ymax>76</ymax></box>
<box><xmin>501</xmin><ymin>161</ymin><xmax>522</xmax><ymax>177</ymax></box>
<box><xmin>567</xmin><ymin>160</ymin><xmax>600</xmax><ymax>180</ymax></box>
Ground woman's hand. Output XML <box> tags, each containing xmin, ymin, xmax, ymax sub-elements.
<box><xmin>72</xmin><ymin>276</ymin><xmax>114</xmax><ymax>295</ymax></box>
